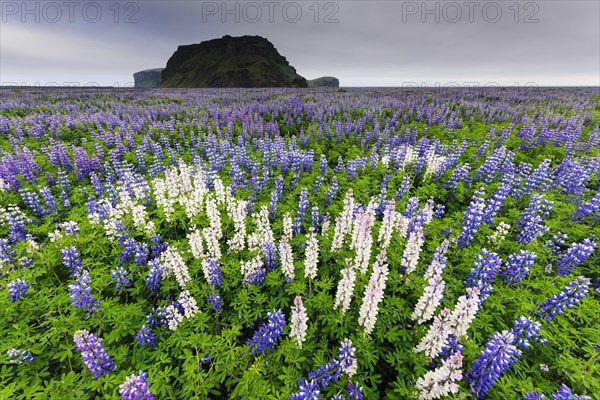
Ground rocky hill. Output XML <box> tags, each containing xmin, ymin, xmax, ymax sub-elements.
<box><xmin>160</xmin><ymin>35</ymin><xmax>307</xmax><ymax>88</ymax></box>
<box><xmin>307</xmin><ymin>77</ymin><xmax>339</xmax><ymax>88</ymax></box>
<box><xmin>133</xmin><ymin>69</ymin><xmax>163</xmax><ymax>88</ymax></box>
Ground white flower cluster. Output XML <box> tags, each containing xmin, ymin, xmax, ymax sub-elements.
<box><xmin>203</xmin><ymin>227</ymin><xmax>221</xmax><ymax>261</ymax></box>
<box><xmin>187</xmin><ymin>229</ymin><xmax>205</xmax><ymax>260</ymax></box>
<box><xmin>226</xmin><ymin>198</ymin><xmax>247</xmax><ymax>252</ymax></box>
<box><xmin>279</xmin><ymin>236</ymin><xmax>295</xmax><ymax>281</ymax></box>
<box><xmin>401</xmin><ymin>226</ymin><xmax>425</xmax><ymax>276</ymax></box>
<box><xmin>240</xmin><ymin>254</ymin><xmax>263</xmax><ymax>283</ymax></box>
<box><xmin>165</xmin><ymin>305</ymin><xmax>185</xmax><ymax>331</ymax></box>
<box><xmin>290</xmin><ymin>296</ymin><xmax>308</xmax><ymax>349</ymax></box>
<box><xmin>160</xmin><ymin>246</ymin><xmax>191</xmax><ymax>288</ymax></box>
<box><xmin>177</xmin><ymin>289</ymin><xmax>199</xmax><ymax>319</ymax></box>
<box><xmin>488</xmin><ymin>221</ymin><xmax>511</xmax><ymax>247</ymax></box>
<box><xmin>396</xmin><ymin>214</ymin><xmax>410</xmax><ymax>239</ymax></box>
<box><xmin>415</xmin><ymin>352</ymin><xmax>463</xmax><ymax>400</ymax></box>
<box><xmin>152</xmin><ymin>163</ymin><xmax>208</xmax><ymax>222</ymax></box>
<box><xmin>334</xmin><ymin>259</ymin><xmax>356</xmax><ymax>315</ymax></box>
<box><xmin>331</xmin><ymin>189</ymin><xmax>355</xmax><ymax>252</ymax></box>
<box><xmin>358</xmin><ymin>250</ymin><xmax>389</xmax><ymax>335</ymax></box>
<box><xmin>412</xmin><ymin>241</ymin><xmax>450</xmax><ymax>324</ymax></box>
<box><xmin>424</xmin><ymin>150</ymin><xmax>447</xmax><ymax>178</ymax></box>
<box><xmin>350</xmin><ymin>201</ymin><xmax>375</xmax><ymax>274</ymax></box>
<box><xmin>303</xmin><ymin>227</ymin><xmax>319</xmax><ymax>280</ymax></box>
<box><xmin>282</xmin><ymin>212</ymin><xmax>293</xmax><ymax>240</ymax></box>
<box><xmin>415</xmin><ymin>287</ymin><xmax>480</xmax><ymax>359</ymax></box>
<box><xmin>247</xmin><ymin>206</ymin><xmax>274</xmax><ymax>253</ymax></box>
<box><xmin>205</xmin><ymin>196</ymin><xmax>222</xmax><ymax>240</ymax></box>
<box><xmin>377</xmin><ymin>201</ymin><xmax>396</xmax><ymax>251</ymax></box>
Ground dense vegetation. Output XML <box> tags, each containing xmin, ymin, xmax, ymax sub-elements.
<box><xmin>1</xmin><ymin>87</ymin><xmax>599</xmax><ymax>399</ymax></box>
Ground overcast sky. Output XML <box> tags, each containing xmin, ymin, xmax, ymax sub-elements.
<box><xmin>1</xmin><ymin>1</ymin><xmax>598</xmax><ymax>87</ymax></box>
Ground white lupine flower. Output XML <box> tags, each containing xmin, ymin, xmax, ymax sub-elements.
<box><xmin>279</xmin><ymin>236</ymin><xmax>295</xmax><ymax>281</ymax></box>
<box><xmin>412</xmin><ymin>241</ymin><xmax>449</xmax><ymax>324</ymax></box>
<box><xmin>187</xmin><ymin>229</ymin><xmax>205</xmax><ymax>260</ymax></box>
<box><xmin>25</xmin><ymin>236</ymin><xmax>40</xmax><ymax>253</ymax></box>
<box><xmin>351</xmin><ymin>201</ymin><xmax>375</xmax><ymax>274</ymax></box>
<box><xmin>403</xmin><ymin>146</ymin><xmax>416</xmax><ymax>169</ymax></box>
<box><xmin>303</xmin><ymin>227</ymin><xmax>319</xmax><ymax>280</ymax></box>
<box><xmin>247</xmin><ymin>206</ymin><xmax>275</xmax><ymax>253</ymax></box>
<box><xmin>290</xmin><ymin>296</ymin><xmax>308</xmax><ymax>349</ymax></box>
<box><xmin>448</xmin><ymin>287</ymin><xmax>480</xmax><ymax>338</ymax></box>
<box><xmin>48</xmin><ymin>229</ymin><xmax>63</xmax><ymax>242</ymax></box>
<box><xmin>377</xmin><ymin>200</ymin><xmax>396</xmax><ymax>250</ymax></box>
<box><xmin>401</xmin><ymin>226</ymin><xmax>425</xmax><ymax>276</ymax></box>
<box><xmin>331</xmin><ymin>189</ymin><xmax>355</xmax><ymax>252</ymax></box>
<box><xmin>358</xmin><ymin>251</ymin><xmax>389</xmax><ymax>335</ymax></box>
<box><xmin>415</xmin><ymin>352</ymin><xmax>463</xmax><ymax>400</ymax></box>
<box><xmin>381</xmin><ymin>155</ymin><xmax>390</xmax><ymax>168</ymax></box>
<box><xmin>227</xmin><ymin>199</ymin><xmax>246</xmax><ymax>252</ymax></box>
<box><xmin>203</xmin><ymin>227</ymin><xmax>221</xmax><ymax>261</ymax></box>
<box><xmin>0</xmin><ymin>178</ymin><xmax>9</xmax><ymax>192</ymax></box>
<box><xmin>488</xmin><ymin>221</ymin><xmax>511</xmax><ymax>247</ymax></box>
<box><xmin>165</xmin><ymin>305</ymin><xmax>184</xmax><ymax>331</ymax></box>
<box><xmin>412</xmin><ymin>274</ymin><xmax>445</xmax><ymax>325</ymax></box>
<box><xmin>213</xmin><ymin>176</ymin><xmax>228</xmax><ymax>205</ymax></box>
<box><xmin>321</xmin><ymin>214</ymin><xmax>331</xmax><ymax>236</ymax></box>
<box><xmin>282</xmin><ymin>212</ymin><xmax>293</xmax><ymax>240</ymax></box>
<box><xmin>421</xmin><ymin>198</ymin><xmax>436</xmax><ymax>226</ymax></box>
<box><xmin>424</xmin><ymin>151</ymin><xmax>447</xmax><ymax>178</ymax></box>
<box><xmin>160</xmin><ymin>246</ymin><xmax>191</xmax><ymax>288</ymax></box>
<box><xmin>205</xmin><ymin>196</ymin><xmax>222</xmax><ymax>240</ymax></box>
<box><xmin>339</xmin><ymin>338</ymin><xmax>358</xmax><ymax>377</ymax></box>
<box><xmin>177</xmin><ymin>290</ymin><xmax>199</xmax><ymax>319</ymax></box>
<box><xmin>414</xmin><ymin>308</ymin><xmax>452</xmax><ymax>359</ymax></box>
<box><xmin>396</xmin><ymin>214</ymin><xmax>410</xmax><ymax>239</ymax></box>
<box><xmin>334</xmin><ymin>260</ymin><xmax>356</xmax><ymax>315</ymax></box>
<box><xmin>240</xmin><ymin>254</ymin><xmax>263</xmax><ymax>283</ymax></box>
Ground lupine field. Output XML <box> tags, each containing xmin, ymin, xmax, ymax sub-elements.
<box><xmin>1</xmin><ymin>87</ymin><xmax>599</xmax><ymax>400</ymax></box>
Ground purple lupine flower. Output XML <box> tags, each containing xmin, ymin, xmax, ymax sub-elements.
<box><xmin>523</xmin><ymin>393</ymin><xmax>545</xmax><ymax>400</ymax></box>
<box><xmin>320</xmin><ymin>154</ymin><xmax>328</xmax><ymax>176</ymax></box>
<box><xmin>556</xmin><ymin>238</ymin><xmax>597</xmax><ymax>277</ymax></box>
<box><xmin>146</xmin><ymin>259</ymin><xmax>164</xmax><ymax>293</ymax></box>
<box><xmin>120</xmin><ymin>238</ymin><xmax>137</xmax><ymax>265</ymax></box>
<box><xmin>549</xmin><ymin>384</ymin><xmax>591</xmax><ymax>400</ymax></box>
<box><xmin>207</xmin><ymin>292</ymin><xmax>222</xmax><ymax>312</ymax></box>
<box><xmin>198</xmin><ymin>352</ymin><xmax>210</xmax><ymax>372</ymax></box>
<box><xmin>0</xmin><ymin>239</ymin><xmax>17</xmax><ymax>269</ymax></box>
<box><xmin>312</xmin><ymin>175</ymin><xmax>324</xmax><ymax>195</ymax></box>
<box><xmin>7</xmin><ymin>348</ymin><xmax>36</xmax><ymax>364</ymax></box>
<box><xmin>246</xmin><ymin>310</ymin><xmax>286</xmax><ymax>355</ymax></box>
<box><xmin>290</xmin><ymin>378</ymin><xmax>321</xmax><ymax>400</ymax></box>
<box><xmin>150</xmin><ymin>235</ymin><xmax>167</xmax><ymax>259</ymax></box>
<box><xmin>458</xmin><ymin>188</ymin><xmax>486</xmax><ymax>249</ymax></box>
<box><xmin>483</xmin><ymin>178</ymin><xmax>512</xmax><ymax>225</ymax></box>
<box><xmin>337</xmin><ymin>338</ymin><xmax>357</xmax><ymax>377</ymax></box>
<box><xmin>145</xmin><ymin>307</ymin><xmax>169</xmax><ymax>328</ymax></box>
<box><xmin>293</xmin><ymin>188</ymin><xmax>309</xmax><ymax>236</ymax></box>
<box><xmin>311</xmin><ymin>206</ymin><xmax>322</xmax><ymax>233</ymax></box>
<box><xmin>263</xmin><ymin>242</ymin><xmax>278</xmax><ymax>272</ymax></box>
<box><xmin>438</xmin><ymin>334</ymin><xmax>464</xmax><ymax>363</ymax></box>
<box><xmin>500</xmin><ymin>250</ymin><xmax>537</xmax><ymax>287</ymax></box>
<box><xmin>68</xmin><ymin>270</ymin><xmax>101</xmax><ymax>319</ymax></box>
<box><xmin>347</xmin><ymin>382</ymin><xmax>364</xmax><ymax>400</ymax></box>
<box><xmin>135</xmin><ymin>325</ymin><xmax>157</xmax><ymax>349</ymax></box>
<box><xmin>324</xmin><ymin>177</ymin><xmax>339</xmax><ymax>208</ymax></box>
<box><xmin>535</xmin><ymin>277</ymin><xmax>590</xmax><ymax>322</ymax></box>
<box><xmin>511</xmin><ymin>316</ymin><xmax>547</xmax><ymax>349</ymax></box>
<box><xmin>73</xmin><ymin>329</ymin><xmax>115</xmax><ymax>379</ymax></box>
<box><xmin>269</xmin><ymin>191</ymin><xmax>278</xmax><ymax>220</ymax></box>
<box><xmin>571</xmin><ymin>192</ymin><xmax>600</xmax><ymax>222</ymax></box>
<box><xmin>465</xmin><ymin>330</ymin><xmax>522</xmax><ymax>399</ymax></box>
<box><xmin>134</xmin><ymin>243</ymin><xmax>149</xmax><ymax>267</ymax></box>
<box><xmin>396</xmin><ymin>174</ymin><xmax>413</xmax><ymax>200</ymax></box>
<box><xmin>464</xmin><ymin>248</ymin><xmax>502</xmax><ymax>306</ymax></box>
<box><xmin>19</xmin><ymin>189</ymin><xmax>44</xmax><ymax>217</ymax></box>
<box><xmin>204</xmin><ymin>259</ymin><xmax>222</xmax><ymax>288</ymax></box>
<box><xmin>8</xmin><ymin>279</ymin><xmax>29</xmax><ymax>302</ymax></box>
<box><xmin>119</xmin><ymin>371</ymin><xmax>154</xmax><ymax>400</ymax></box>
<box><xmin>516</xmin><ymin>194</ymin><xmax>553</xmax><ymax>245</ymax></box>
<box><xmin>111</xmin><ymin>267</ymin><xmax>131</xmax><ymax>293</ymax></box>
<box><xmin>521</xmin><ymin>159</ymin><xmax>551</xmax><ymax>198</ymax></box>
<box><xmin>61</xmin><ymin>247</ymin><xmax>83</xmax><ymax>277</ymax></box>
<box><xmin>545</xmin><ymin>233</ymin><xmax>568</xmax><ymax>256</ymax></box>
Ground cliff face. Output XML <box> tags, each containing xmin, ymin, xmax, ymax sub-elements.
<box><xmin>133</xmin><ymin>69</ymin><xmax>163</xmax><ymax>88</ymax></box>
<box><xmin>160</xmin><ymin>35</ymin><xmax>307</xmax><ymax>88</ymax></box>
<box><xmin>307</xmin><ymin>77</ymin><xmax>340</xmax><ymax>88</ymax></box>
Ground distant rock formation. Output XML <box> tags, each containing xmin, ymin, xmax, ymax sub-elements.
<box><xmin>133</xmin><ymin>69</ymin><xmax>164</xmax><ymax>88</ymax></box>
<box><xmin>307</xmin><ymin>77</ymin><xmax>340</xmax><ymax>88</ymax></box>
<box><xmin>160</xmin><ymin>35</ymin><xmax>307</xmax><ymax>88</ymax></box>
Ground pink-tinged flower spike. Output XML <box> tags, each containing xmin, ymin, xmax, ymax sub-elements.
<box><xmin>448</xmin><ymin>287</ymin><xmax>480</xmax><ymax>339</ymax></box>
<box><xmin>334</xmin><ymin>258</ymin><xmax>357</xmax><ymax>316</ymax></box>
<box><xmin>290</xmin><ymin>296</ymin><xmax>308</xmax><ymax>349</ymax></box>
<box><xmin>358</xmin><ymin>250</ymin><xmax>389</xmax><ymax>335</ymax></box>
<box><xmin>350</xmin><ymin>201</ymin><xmax>375</xmax><ymax>274</ymax></box>
<box><xmin>412</xmin><ymin>241</ymin><xmax>449</xmax><ymax>324</ymax></box>
<box><xmin>278</xmin><ymin>235</ymin><xmax>294</xmax><ymax>282</ymax></box>
<box><xmin>303</xmin><ymin>227</ymin><xmax>319</xmax><ymax>280</ymax></box>
<box><xmin>73</xmin><ymin>330</ymin><xmax>115</xmax><ymax>379</ymax></box>
<box><xmin>415</xmin><ymin>308</ymin><xmax>452</xmax><ymax>359</ymax></box>
<box><xmin>119</xmin><ymin>371</ymin><xmax>154</xmax><ymax>400</ymax></box>
<box><xmin>331</xmin><ymin>189</ymin><xmax>355</xmax><ymax>252</ymax></box>
<box><xmin>377</xmin><ymin>200</ymin><xmax>396</xmax><ymax>251</ymax></box>
<box><xmin>400</xmin><ymin>225</ymin><xmax>424</xmax><ymax>276</ymax></box>
<box><xmin>415</xmin><ymin>352</ymin><xmax>463</xmax><ymax>400</ymax></box>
